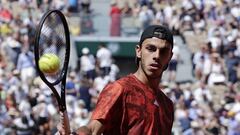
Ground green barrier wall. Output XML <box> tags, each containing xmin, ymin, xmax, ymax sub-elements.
<box><xmin>73</xmin><ymin>37</ymin><xmax>139</xmax><ymax>57</ymax></box>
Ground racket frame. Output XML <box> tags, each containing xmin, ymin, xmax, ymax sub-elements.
<box><xmin>34</xmin><ymin>10</ymin><xmax>70</xmax><ymax>112</ymax></box>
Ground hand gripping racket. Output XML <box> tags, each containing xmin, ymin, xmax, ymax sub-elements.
<box><xmin>34</xmin><ymin>10</ymin><xmax>71</xmax><ymax>134</ymax></box>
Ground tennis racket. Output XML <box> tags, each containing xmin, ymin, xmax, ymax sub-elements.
<box><xmin>34</xmin><ymin>10</ymin><xmax>71</xmax><ymax>134</ymax></box>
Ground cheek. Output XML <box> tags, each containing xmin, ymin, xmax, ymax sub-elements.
<box><xmin>141</xmin><ymin>52</ymin><xmax>151</xmax><ymax>62</ymax></box>
<box><xmin>164</xmin><ymin>56</ymin><xmax>171</xmax><ymax>64</ymax></box>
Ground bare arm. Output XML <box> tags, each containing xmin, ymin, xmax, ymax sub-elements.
<box><xmin>75</xmin><ymin>120</ymin><xmax>104</xmax><ymax>135</ymax></box>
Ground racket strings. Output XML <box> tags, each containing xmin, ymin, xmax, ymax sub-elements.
<box><xmin>38</xmin><ymin>12</ymin><xmax>67</xmax><ymax>80</ymax></box>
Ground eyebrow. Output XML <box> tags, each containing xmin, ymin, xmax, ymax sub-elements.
<box><xmin>145</xmin><ymin>43</ymin><xmax>172</xmax><ymax>49</ymax></box>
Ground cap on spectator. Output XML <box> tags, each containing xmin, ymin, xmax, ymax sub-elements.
<box><xmin>227</xmin><ymin>36</ymin><xmax>235</xmax><ymax>42</ymax></box>
<box><xmin>214</xmin><ymin>30</ymin><xmax>221</xmax><ymax>37</ymax></box>
<box><xmin>13</xmin><ymin>69</ymin><xmax>20</xmax><ymax>75</ymax></box>
<box><xmin>139</xmin><ymin>25</ymin><xmax>174</xmax><ymax>46</ymax></box>
<box><xmin>191</xmin><ymin>121</ymin><xmax>200</xmax><ymax>128</ymax></box>
<box><xmin>161</xmin><ymin>81</ymin><xmax>169</xmax><ymax>87</ymax></box>
<box><xmin>191</xmin><ymin>100</ymin><xmax>198</xmax><ymax>107</ymax></box>
<box><xmin>8</xmin><ymin>108</ymin><xmax>19</xmax><ymax>117</ymax></box>
<box><xmin>82</xmin><ymin>47</ymin><xmax>90</xmax><ymax>54</ymax></box>
<box><xmin>69</xmin><ymin>71</ymin><xmax>76</xmax><ymax>78</ymax></box>
<box><xmin>212</xmin><ymin>52</ymin><xmax>220</xmax><ymax>58</ymax></box>
<box><xmin>77</xmin><ymin>99</ymin><xmax>86</xmax><ymax>107</ymax></box>
<box><xmin>183</xmin><ymin>15</ymin><xmax>192</xmax><ymax>22</ymax></box>
<box><xmin>37</xmin><ymin>94</ymin><xmax>46</xmax><ymax>102</ymax></box>
<box><xmin>227</xmin><ymin>111</ymin><xmax>236</xmax><ymax>117</ymax></box>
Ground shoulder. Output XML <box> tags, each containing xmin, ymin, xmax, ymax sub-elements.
<box><xmin>114</xmin><ymin>74</ymin><xmax>137</xmax><ymax>87</ymax></box>
<box><xmin>102</xmin><ymin>75</ymin><xmax>135</xmax><ymax>92</ymax></box>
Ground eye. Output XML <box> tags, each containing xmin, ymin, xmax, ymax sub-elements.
<box><xmin>160</xmin><ymin>48</ymin><xmax>168</xmax><ymax>54</ymax></box>
<box><xmin>146</xmin><ymin>45</ymin><xmax>156</xmax><ymax>52</ymax></box>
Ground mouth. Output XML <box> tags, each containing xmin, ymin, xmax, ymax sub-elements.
<box><xmin>149</xmin><ymin>63</ymin><xmax>161</xmax><ymax>70</ymax></box>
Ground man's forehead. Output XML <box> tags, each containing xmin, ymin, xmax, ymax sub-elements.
<box><xmin>142</xmin><ymin>38</ymin><xmax>172</xmax><ymax>48</ymax></box>
<box><xmin>147</xmin><ymin>37</ymin><xmax>171</xmax><ymax>44</ymax></box>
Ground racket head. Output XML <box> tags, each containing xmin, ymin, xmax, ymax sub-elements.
<box><xmin>34</xmin><ymin>10</ymin><xmax>70</xmax><ymax>85</ymax></box>
<box><xmin>34</xmin><ymin>10</ymin><xmax>70</xmax><ymax>111</ymax></box>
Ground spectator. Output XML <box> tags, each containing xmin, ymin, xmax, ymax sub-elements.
<box><xmin>78</xmin><ymin>77</ymin><xmax>92</xmax><ymax>111</ymax></box>
<box><xmin>193</xmin><ymin>81</ymin><xmax>212</xmax><ymax>104</ymax></box>
<box><xmin>73</xmin><ymin>100</ymin><xmax>90</xmax><ymax>128</ymax></box>
<box><xmin>13</xmin><ymin>114</ymin><xmax>35</xmax><ymax>135</ymax></box>
<box><xmin>32</xmin><ymin>94</ymin><xmax>51</xmax><ymax>134</ymax></box>
<box><xmin>203</xmin><ymin>52</ymin><xmax>226</xmax><ymax>86</ymax></box>
<box><xmin>208</xmin><ymin>29</ymin><xmax>222</xmax><ymax>51</ymax></box>
<box><xmin>225</xmin><ymin>50</ymin><xmax>239</xmax><ymax>84</ymax></box>
<box><xmin>0</xmin><ymin>53</ymin><xmax>7</xmax><ymax>75</ymax></box>
<box><xmin>109</xmin><ymin>1</ymin><xmax>121</xmax><ymax>36</ymax></box>
<box><xmin>172</xmin><ymin>82</ymin><xmax>184</xmax><ymax>102</ymax></box>
<box><xmin>0</xmin><ymin>6</ymin><xmax>12</xmax><ymax>22</ymax></box>
<box><xmin>66</xmin><ymin>73</ymin><xmax>78</xmax><ymax>100</ymax></box>
<box><xmin>67</xmin><ymin>0</ymin><xmax>78</xmax><ymax>13</ymax></box>
<box><xmin>96</xmin><ymin>43</ymin><xmax>112</xmax><ymax>76</ymax></box>
<box><xmin>139</xmin><ymin>5</ymin><xmax>154</xmax><ymax>31</ymax></box>
<box><xmin>121</xmin><ymin>2</ymin><xmax>132</xmax><ymax>17</ymax></box>
<box><xmin>175</xmin><ymin>103</ymin><xmax>191</xmax><ymax>134</ymax></box>
<box><xmin>81</xmin><ymin>0</ymin><xmax>91</xmax><ymax>13</ymax></box>
<box><xmin>235</xmin><ymin>37</ymin><xmax>240</xmax><ymax>57</ymax></box>
<box><xmin>0</xmin><ymin>102</ymin><xmax>13</xmax><ymax>135</ymax></box>
<box><xmin>193</xmin><ymin>44</ymin><xmax>209</xmax><ymax>80</ymax></box>
<box><xmin>168</xmin><ymin>43</ymin><xmax>180</xmax><ymax>82</ymax></box>
<box><xmin>93</xmin><ymin>70</ymin><xmax>110</xmax><ymax>94</ymax></box>
<box><xmin>16</xmin><ymin>42</ymin><xmax>35</xmax><ymax>92</ymax></box>
<box><xmin>80</xmin><ymin>47</ymin><xmax>96</xmax><ymax>80</ymax></box>
<box><xmin>108</xmin><ymin>58</ymin><xmax>120</xmax><ymax>82</ymax></box>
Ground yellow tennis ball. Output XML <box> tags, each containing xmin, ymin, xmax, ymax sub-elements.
<box><xmin>38</xmin><ymin>53</ymin><xmax>60</xmax><ymax>74</ymax></box>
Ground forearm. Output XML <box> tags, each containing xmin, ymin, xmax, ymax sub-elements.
<box><xmin>75</xmin><ymin>126</ymin><xmax>91</xmax><ymax>135</ymax></box>
<box><xmin>75</xmin><ymin>120</ymin><xmax>104</xmax><ymax>135</ymax></box>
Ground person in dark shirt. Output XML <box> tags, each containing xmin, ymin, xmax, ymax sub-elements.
<box><xmin>58</xmin><ymin>25</ymin><xmax>174</xmax><ymax>135</ymax></box>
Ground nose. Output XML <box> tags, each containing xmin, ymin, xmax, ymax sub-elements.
<box><xmin>153</xmin><ymin>50</ymin><xmax>160</xmax><ymax>60</ymax></box>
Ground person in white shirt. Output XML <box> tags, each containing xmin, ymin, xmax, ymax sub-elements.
<box><xmin>96</xmin><ymin>44</ymin><xmax>112</xmax><ymax>76</ymax></box>
<box><xmin>80</xmin><ymin>47</ymin><xmax>96</xmax><ymax>80</ymax></box>
<box><xmin>193</xmin><ymin>44</ymin><xmax>209</xmax><ymax>80</ymax></box>
<box><xmin>16</xmin><ymin>41</ymin><xmax>35</xmax><ymax>93</ymax></box>
<box><xmin>93</xmin><ymin>71</ymin><xmax>110</xmax><ymax>94</ymax></box>
<box><xmin>109</xmin><ymin>59</ymin><xmax>119</xmax><ymax>82</ymax></box>
<box><xmin>139</xmin><ymin>5</ymin><xmax>154</xmax><ymax>30</ymax></box>
<box><xmin>203</xmin><ymin>53</ymin><xmax>226</xmax><ymax>86</ymax></box>
<box><xmin>193</xmin><ymin>81</ymin><xmax>212</xmax><ymax>104</ymax></box>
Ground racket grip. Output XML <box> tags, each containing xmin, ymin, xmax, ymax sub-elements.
<box><xmin>60</xmin><ymin>110</ymin><xmax>71</xmax><ymax>135</ymax></box>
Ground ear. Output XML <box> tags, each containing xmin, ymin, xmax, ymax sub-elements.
<box><xmin>135</xmin><ymin>45</ymin><xmax>141</xmax><ymax>59</ymax></box>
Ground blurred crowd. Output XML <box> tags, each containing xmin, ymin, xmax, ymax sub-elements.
<box><xmin>0</xmin><ymin>0</ymin><xmax>240</xmax><ymax>135</ymax></box>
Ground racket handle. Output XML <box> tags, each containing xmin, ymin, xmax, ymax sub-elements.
<box><xmin>60</xmin><ymin>110</ymin><xmax>71</xmax><ymax>135</ymax></box>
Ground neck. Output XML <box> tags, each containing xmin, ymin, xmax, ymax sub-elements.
<box><xmin>133</xmin><ymin>69</ymin><xmax>161</xmax><ymax>90</ymax></box>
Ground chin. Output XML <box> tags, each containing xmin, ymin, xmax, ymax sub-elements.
<box><xmin>146</xmin><ymin>70</ymin><xmax>162</xmax><ymax>79</ymax></box>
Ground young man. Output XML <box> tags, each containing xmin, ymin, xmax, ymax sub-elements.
<box><xmin>60</xmin><ymin>25</ymin><xmax>174</xmax><ymax>135</ymax></box>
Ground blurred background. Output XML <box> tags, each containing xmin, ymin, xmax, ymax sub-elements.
<box><xmin>0</xmin><ymin>0</ymin><xmax>239</xmax><ymax>134</ymax></box>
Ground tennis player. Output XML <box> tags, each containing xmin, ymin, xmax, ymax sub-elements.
<box><xmin>60</xmin><ymin>25</ymin><xmax>174</xmax><ymax>135</ymax></box>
